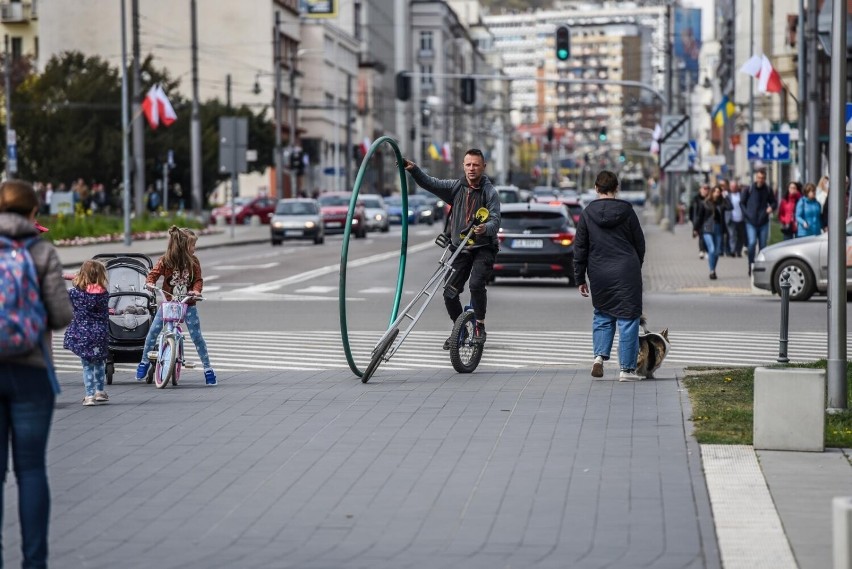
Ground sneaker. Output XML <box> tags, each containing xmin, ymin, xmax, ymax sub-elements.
<box><xmin>82</xmin><ymin>396</ymin><xmax>96</xmax><ymax>406</ymax></box>
<box><xmin>709</xmin><ymin>271</ymin><xmax>717</xmax><ymax>280</ymax></box>
<box><xmin>136</xmin><ymin>361</ymin><xmax>151</xmax><ymax>381</ymax></box>
<box><xmin>619</xmin><ymin>369</ymin><xmax>643</xmax><ymax>382</ymax></box>
<box><xmin>699</xmin><ymin>251</ymin><xmax>705</xmax><ymax>259</ymax></box>
<box><xmin>94</xmin><ymin>391</ymin><xmax>109</xmax><ymax>403</ymax></box>
<box><xmin>591</xmin><ymin>355</ymin><xmax>604</xmax><ymax>378</ymax></box>
<box><xmin>472</xmin><ymin>323</ymin><xmax>486</xmax><ymax>345</ymax></box>
<box><xmin>204</xmin><ymin>369</ymin><xmax>217</xmax><ymax>386</ymax></box>
<box><xmin>443</xmin><ymin>336</ymin><xmax>452</xmax><ymax>350</ymax></box>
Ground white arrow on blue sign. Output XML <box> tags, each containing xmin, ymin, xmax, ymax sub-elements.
<box><xmin>846</xmin><ymin>102</ymin><xmax>852</xmax><ymax>144</ymax></box>
<box><xmin>746</xmin><ymin>133</ymin><xmax>791</xmax><ymax>162</ymax></box>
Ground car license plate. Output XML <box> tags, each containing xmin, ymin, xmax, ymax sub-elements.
<box><xmin>512</xmin><ymin>239</ymin><xmax>543</xmax><ymax>249</ymax></box>
<box><xmin>327</xmin><ymin>222</ymin><xmax>342</xmax><ymax>228</ymax></box>
<box><xmin>284</xmin><ymin>230</ymin><xmax>302</xmax><ymax>237</ymax></box>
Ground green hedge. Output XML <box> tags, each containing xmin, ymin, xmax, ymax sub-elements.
<box><xmin>39</xmin><ymin>212</ymin><xmax>204</xmax><ymax>243</ymax></box>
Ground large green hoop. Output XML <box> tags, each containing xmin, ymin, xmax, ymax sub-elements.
<box><xmin>339</xmin><ymin>136</ymin><xmax>409</xmax><ymax>378</ymax></box>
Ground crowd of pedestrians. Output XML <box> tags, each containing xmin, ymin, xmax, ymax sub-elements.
<box><xmin>688</xmin><ymin>168</ymin><xmax>847</xmax><ymax>280</ymax></box>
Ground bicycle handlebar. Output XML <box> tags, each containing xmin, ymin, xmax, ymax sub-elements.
<box><xmin>145</xmin><ymin>284</ymin><xmax>204</xmax><ymax>303</ymax></box>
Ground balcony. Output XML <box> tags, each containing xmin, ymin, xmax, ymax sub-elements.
<box><xmin>0</xmin><ymin>1</ymin><xmax>35</xmax><ymax>23</ymax></box>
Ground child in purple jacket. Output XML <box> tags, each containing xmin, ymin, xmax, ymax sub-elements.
<box><xmin>63</xmin><ymin>260</ymin><xmax>110</xmax><ymax>405</ymax></box>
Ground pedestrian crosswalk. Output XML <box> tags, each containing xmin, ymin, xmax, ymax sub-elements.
<box><xmin>50</xmin><ymin>330</ymin><xmax>846</xmax><ymax>376</ymax></box>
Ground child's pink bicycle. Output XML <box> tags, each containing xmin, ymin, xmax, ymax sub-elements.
<box><xmin>145</xmin><ymin>285</ymin><xmax>203</xmax><ymax>388</ymax></box>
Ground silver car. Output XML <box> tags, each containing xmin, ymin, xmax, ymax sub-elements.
<box><xmin>752</xmin><ymin>217</ymin><xmax>852</xmax><ymax>301</ymax></box>
<box><xmin>270</xmin><ymin>198</ymin><xmax>325</xmax><ymax>245</ymax></box>
<box><xmin>360</xmin><ymin>194</ymin><xmax>390</xmax><ymax>233</ymax></box>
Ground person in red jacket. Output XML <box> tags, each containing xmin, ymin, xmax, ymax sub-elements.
<box><xmin>777</xmin><ymin>181</ymin><xmax>801</xmax><ymax>240</ymax></box>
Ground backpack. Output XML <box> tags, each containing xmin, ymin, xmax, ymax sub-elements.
<box><xmin>0</xmin><ymin>236</ymin><xmax>47</xmax><ymax>356</ymax></box>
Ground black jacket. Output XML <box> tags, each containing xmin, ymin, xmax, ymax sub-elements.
<box><xmin>408</xmin><ymin>168</ymin><xmax>501</xmax><ymax>249</ymax></box>
<box><xmin>574</xmin><ymin>199</ymin><xmax>645</xmax><ymax>319</ymax></box>
<box><xmin>741</xmin><ymin>183</ymin><xmax>777</xmax><ymax>226</ymax></box>
<box><xmin>693</xmin><ymin>199</ymin><xmax>731</xmax><ymax>234</ymax></box>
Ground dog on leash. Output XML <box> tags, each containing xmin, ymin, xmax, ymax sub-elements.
<box><xmin>636</xmin><ymin>316</ymin><xmax>670</xmax><ymax>379</ymax></box>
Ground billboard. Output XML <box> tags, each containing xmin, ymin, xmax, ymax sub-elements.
<box><xmin>300</xmin><ymin>0</ymin><xmax>337</xmax><ymax>18</ymax></box>
<box><xmin>673</xmin><ymin>7</ymin><xmax>701</xmax><ymax>91</ymax></box>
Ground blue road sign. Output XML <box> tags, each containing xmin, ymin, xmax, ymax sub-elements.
<box><xmin>746</xmin><ymin>133</ymin><xmax>791</xmax><ymax>162</ymax></box>
<box><xmin>846</xmin><ymin>103</ymin><xmax>852</xmax><ymax>144</ymax></box>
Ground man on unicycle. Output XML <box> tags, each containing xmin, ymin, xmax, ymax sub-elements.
<box><xmin>403</xmin><ymin>149</ymin><xmax>501</xmax><ymax>349</ymax></box>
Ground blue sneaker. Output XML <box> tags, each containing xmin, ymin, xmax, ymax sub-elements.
<box><xmin>136</xmin><ymin>361</ymin><xmax>150</xmax><ymax>381</ymax></box>
<box><xmin>204</xmin><ymin>369</ymin><xmax>217</xmax><ymax>386</ymax></box>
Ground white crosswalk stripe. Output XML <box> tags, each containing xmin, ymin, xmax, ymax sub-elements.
<box><xmin>50</xmin><ymin>330</ymin><xmax>844</xmax><ymax>375</ymax></box>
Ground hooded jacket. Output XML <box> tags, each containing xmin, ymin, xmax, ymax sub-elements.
<box><xmin>0</xmin><ymin>212</ymin><xmax>73</xmax><ymax>369</ymax></box>
<box><xmin>63</xmin><ymin>288</ymin><xmax>109</xmax><ymax>360</ymax></box>
<box><xmin>408</xmin><ymin>168</ymin><xmax>501</xmax><ymax>249</ymax></box>
<box><xmin>573</xmin><ymin>198</ymin><xmax>645</xmax><ymax>319</ymax></box>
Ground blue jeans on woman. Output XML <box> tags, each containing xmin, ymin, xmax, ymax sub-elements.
<box><xmin>592</xmin><ymin>309</ymin><xmax>640</xmax><ymax>371</ymax></box>
<box><xmin>702</xmin><ymin>223</ymin><xmax>723</xmax><ymax>272</ymax></box>
<box><xmin>0</xmin><ymin>364</ymin><xmax>55</xmax><ymax>569</ymax></box>
<box><xmin>141</xmin><ymin>305</ymin><xmax>211</xmax><ymax>369</ymax></box>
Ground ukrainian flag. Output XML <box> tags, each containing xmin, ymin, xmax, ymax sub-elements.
<box><xmin>427</xmin><ymin>143</ymin><xmax>441</xmax><ymax>160</ymax></box>
<box><xmin>712</xmin><ymin>96</ymin><xmax>736</xmax><ymax>127</ymax></box>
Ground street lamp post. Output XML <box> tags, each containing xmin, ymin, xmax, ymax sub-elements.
<box><xmin>289</xmin><ymin>50</ymin><xmax>297</xmax><ymax>197</ymax></box>
<box><xmin>273</xmin><ymin>11</ymin><xmax>283</xmax><ymax>200</ymax></box>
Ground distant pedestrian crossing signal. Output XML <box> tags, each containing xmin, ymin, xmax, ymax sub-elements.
<box><xmin>555</xmin><ymin>25</ymin><xmax>570</xmax><ymax>61</ymax></box>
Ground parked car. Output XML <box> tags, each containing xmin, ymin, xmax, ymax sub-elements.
<box><xmin>531</xmin><ymin>186</ymin><xmax>560</xmax><ymax>201</ymax></box>
<box><xmin>385</xmin><ymin>194</ymin><xmax>428</xmax><ymax>225</ymax></box>
<box><xmin>493</xmin><ymin>202</ymin><xmax>577</xmax><ymax>285</ymax></box>
<box><xmin>317</xmin><ymin>192</ymin><xmax>367</xmax><ymax>238</ymax></box>
<box><xmin>496</xmin><ymin>185</ymin><xmax>522</xmax><ymax>204</ymax></box>
<box><xmin>752</xmin><ymin>217</ymin><xmax>852</xmax><ymax>301</ymax></box>
<box><xmin>359</xmin><ymin>194</ymin><xmax>390</xmax><ymax>233</ymax></box>
<box><xmin>408</xmin><ymin>194</ymin><xmax>435</xmax><ymax>225</ymax></box>
<box><xmin>209</xmin><ymin>195</ymin><xmax>276</xmax><ymax>225</ymax></box>
<box><xmin>270</xmin><ymin>198</ymin><xmax>324</xmax><ymax>245</ymax></box>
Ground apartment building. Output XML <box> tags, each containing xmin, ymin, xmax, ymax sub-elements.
<box><xmin>0</xmin><ymin>0</ymin><xmax>37</xmax><ymax>64</ymax></box>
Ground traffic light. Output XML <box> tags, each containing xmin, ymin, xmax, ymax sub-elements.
<box><xmin>460</xmin><ymin>77</ymin><xmax>476</xmax><ymax>105</ymax></box>
<box><xmin>555</xmin><ymin>25</ymin><xmax>571</xmax><ymax>61</ymax></box>
<box><xmin>289</xmin><ymin>148</ymin><xmax>302</xmax><ymax>170</ymax></box>
<box><xmin>395</xmin><ymin>71</ymin><xmax>411</xmax><ymax>101</ymax></box>
<box><xmin>619</xmin><ymin>151</ymin><xmax>626</xmax><ymax>163</ymax></box>
<box><xmin>598</xmin><ymin>126</ymin><xmax>607</xmax><ymax>142</ymax></box>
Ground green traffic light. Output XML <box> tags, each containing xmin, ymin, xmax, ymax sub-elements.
<box><xmin>557</xmin><ymin>49</ymin><xmax>569</xmax><ymax>61</ymax></box>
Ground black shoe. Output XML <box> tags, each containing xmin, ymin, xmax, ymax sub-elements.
<box><xmin>473</xmin><ymin>324</ymin><xmax>486</xmax><ymax>345</ymax></box>
<box><xmin>709</xmin><ymin>271</ymin><xmax>717</xmax><ymax>280</ymax></box>
<box><xmin>443</xmin><ymin>336</ymin><xmax>451</xmax><ymax>350</ymax></box>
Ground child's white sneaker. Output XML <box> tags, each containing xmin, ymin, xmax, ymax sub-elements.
<box><xmin>82</xmin><ymin>396</ymin><xmax>97</xmax><ymax>406</ymax></box>
<box><xmin>95</xmin><ymin>391</ymin><xmax>109</xmax><ymax>403</ymax></box>
<box><xmin>619</xmin><ymin>369</ymin><xmax>643</xmax><ymax>382</ymax></box>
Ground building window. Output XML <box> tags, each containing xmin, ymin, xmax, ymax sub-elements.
<box><xmin>11</xmin><ymin>37</ymin><xmax>22</xmax><ymax>61</ymax></box>
<box><xmin>354</xmin><ymin>2</ymin><xmax>362</xmax><ymax>40</ymax></box>
<box><xmin>420</xmin><ymin>31</ymin><xmax>433</xmax><ymax>52</ymax></box>
<box><xmin>419</xmin><ymin>64</ymin><xmax>433</xmax><ymax>87</ymax></box>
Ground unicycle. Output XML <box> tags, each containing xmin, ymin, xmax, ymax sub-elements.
<box><xmin>449</xmin><ymin>307</ymin><xmax>483</xmax><ymax>373</ymax></box>
<box><xmin>361</xmin><ymin>207</ymin><xmax>490</xmax><ymax>383</ymax></box>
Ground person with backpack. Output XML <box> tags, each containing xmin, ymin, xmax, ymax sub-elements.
<box><xmin>63</xmin><ymin>260</ymin><xmax>111</xmax><ymax>406</ymax></box>
<box><xmin>0</xmin><ymin>179</ymin><xmax>73</xmax><ymax>569</ymax></box>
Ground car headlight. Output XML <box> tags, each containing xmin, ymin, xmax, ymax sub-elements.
<box><xmin>422</xmin><ymin>210</ymin><xmax>432</xmax><ymax>216</ymax></box>
<box><xmin>374</xmin><ymin>213</ymin><xmax>383</xmax><ymax>221</ymax></box>
<box><xmin>304</xmin><ymin>221</ymin><xmax>315</xmax><ymax>229</ymax></box>
<box><xmin>756</xmin><ymin>251</ymin><xmax>766</xmax><ymax>262</ymax></box>
<box><xmin>272</xmin><ymin>221</ymin><xmax>284</xmax><ymax>229</ymax></box>
<box><xmin>408</xmin><ymin>209</ymin><xmax>414</xmax><ymax>216</ymax></box>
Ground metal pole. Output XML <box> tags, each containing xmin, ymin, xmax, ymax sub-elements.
<box><xmin>4</xmin><ymin>34</ymin><xmax>13</xmax><ymax>178</ymax></box>
<box><xmin>120</xmin><ymin>0</ymin><xmax>132</xmax><ymax>246</ymax></box>
<box><xmin>163</xmin><ymin>162</ymin><xmax>169</xmax><ymax>213</ymax></box>
<box><xmin>131</xmin><ymin>0</ymin><xmax>144</xmax><ymax>216</ymax></box>
<box><xmin>225</xmin><ymin>73</ymin><xmax>231</xmax><ymax>110</ymax></box>
<box><xmin>806</xmin><ymin>0</ymin><xmax>820</xmax><ymax>182</ymax></box>
<box><xmin>797</xmin><ymin>0</ymin><xmax>807</xmax><ymax>182</ymax></box>
<box><xmin>190</xmin><ymin>0</ymin><xmax>202</xmax><ymax>217</ymax></box>
<box><xmin>289</xmin><ymin>49</ymin><xmax>297</xmax><ymax>198</ymax></box>
<box><xmin>664</xmin><ymin>1</ymin><xmax>675</xmax><ymax>232</ymax></box>
<box><xmin>748</xmin><ymin>0</ymin><xmax>755</xmax><ymax>180</ymax></box>
<box><xmin>826</xmin><ymin>0</ymin><xmax>848</xmax><ymax>410</ymax></box>
<box><xmin>777</xmin><ymin>273</ymin><xmax>791</xmax><ymax>363</ymax></box>
<box><xmin>273</xmin><ymin>11</ymin><xmax>283</xmax><ymax>200</ymax></box>
<box><xmin>345</xmin><ymin>74</ymin><xmax>352</xmax><ymax>191</ymax></box>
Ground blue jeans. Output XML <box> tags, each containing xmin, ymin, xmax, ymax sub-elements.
<box><xmin>0</xmin><ymin>364</ymin><xmax>55</xmax><ymax>569</ymax></box>
<box><xmin>142</xmin><ymin>305</ymin><xmax>212</xmax><ymax>369</ymax></box>
<box><xmin>81</xmin><ymin>359</ymin><xmax>105</xmax><ymax>396</ymax></box>
<box><xmin>592</xmin><ymin>309</ymin><xmax>640</xmax><ymax>371</ymax></box>
<box><xmin>745</xmin><ymin>222</ymin><xmax>769</xmax><ymax>265</ymax></box>
<box><xmin>702</xmin><ymin>223</ymin><xmax>723</xmax><ymax>272</ymax></box>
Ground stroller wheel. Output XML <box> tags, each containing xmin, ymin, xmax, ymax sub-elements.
<box><xmin>146</xmin><ymin>366</ymin><xmax>154</xmax><ymax>384</ymax></box>
<box><xmin>106</xmin><ymin>362</ymin><xmax>115</xmax><ymax>385</ymax></box>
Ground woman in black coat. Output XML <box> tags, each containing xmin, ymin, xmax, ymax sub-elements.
<box><xmin>574</xmin><ymin>170</ymin><xmax>646</xmax><ymax>382</ymax></box>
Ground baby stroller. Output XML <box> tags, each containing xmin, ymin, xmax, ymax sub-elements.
<box><xmin>93</xmin><ymin>253</ymin><xmax>157</xmax><ymax>384</ymax></box>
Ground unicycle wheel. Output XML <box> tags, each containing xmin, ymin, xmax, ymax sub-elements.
<box><xmin>450</xmin><ymin>310</ymin><xmax>483</xmax><ymax>373</ymax></box>
<box><xmin>362</xmin><ymin>327</ymin><xmax>399</xmax><ymax>383</ymax></box>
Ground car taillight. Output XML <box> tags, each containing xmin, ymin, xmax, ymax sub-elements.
<box><xmin>498</xmin><ymin>233</ymin><xmax>505</xmax><ymax>243</ymax></box>
<box><xmin>551</xmin><ymin>232</ymin><xmax>573</xmax><ymax>246</ymax></box>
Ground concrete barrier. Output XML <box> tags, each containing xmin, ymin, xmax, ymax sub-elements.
<box><xmin>753</xmin><ymin>367</ymin><xmax>825</xmax><ymax>452</ymax></box>
<box><xmin>835</xmin><ymin>497</ymin><xmax>852</xmax><ymax>569</ymax></box>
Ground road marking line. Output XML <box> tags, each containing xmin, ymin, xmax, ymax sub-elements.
<box><xmin>210</xmin><ymin>262</ymin><xmax>279</xmax><ymax>270</ymax></box>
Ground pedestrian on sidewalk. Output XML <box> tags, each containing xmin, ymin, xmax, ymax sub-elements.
<box><xmin>402</xmin><ymin>149</ymin><xmax>501</xmax><ymax>348</ymax></box>
<box><xmin>688</xmin><ymin>184</ymin><xmax>709</xmax><ymax>259</ymax></box>
<box><xmin>726</xmin><ymin>180</ymin><xmax>745</xmax><ymax>256</ymax></box>
<box><xmin>741</xmin><ymin>169</ymin><xmax>777</xmax><ymax>276</ymax></box>
<box><xmin>795</xmin><ymin>182</ymin><xmax>822</xmax><ymax>237</ymax></box>
<box><xmin>693</xmin><ymin>184</ymin><xmax>730</xmax><ymax>280</ymax></box>
<box><xmin>63</xmin><ymin>260</ymin><xmax>111</xmax><ymax>406</ymax></box>
<box><xmin>0</xmin><ymin>179</ymin><xmax>73</xmax><ymax>569</ymax></box>
<box><xmin>574</xmin><ymin>170</ymin><xmax>646</xmax><ymax>382</ymax></box>
<box><xmin>777</xmin><ymin>181</ymin><xmax>801</xmax><ymax>241</ymax></box>
<box><xmin>136</xmin><ymin>226</ymin><xmax>217</xmax><ymax>385</ymax></box>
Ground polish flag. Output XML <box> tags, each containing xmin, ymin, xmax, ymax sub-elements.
<box><xmin>142</xmin><ymin>84</ymin><xmax>177</xmax><ymax>129</ymax></box>
<box><xmin>739</xmin><ymin>54</ymin><xmax>782</xmax><ymax>94</ymax></box>
<box><xmin>359</xmin><ymin>137</ymin><xmax>371</xmax><ymax>157</ymax></box>
<box><xmin>441</xmin><ymin>142</ymin><xmax>452</xmax><ymax>163</ymax></box>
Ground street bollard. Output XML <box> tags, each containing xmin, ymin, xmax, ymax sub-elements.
<box><xmin>834</xmin><ymin>497</ymin><xmax>852</xmax><ymax>569</ymax></box>
<box><xmin>778</xmin><ymin>272</ymin><xmax>791</xmax><ymax>363</ymax></box>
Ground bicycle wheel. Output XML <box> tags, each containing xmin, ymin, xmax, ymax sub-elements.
<box><xmin>154</xmin><ymin>336</ymin><xmax>177</xmax><ymax>389</ymax></box>
<box><xmin>450</xmin><ymin>310</ymin><xmax>483</xmax><ymax>373</ymax></box>
<box><xmin>362</xmin><ymin>327</ymin><xmax>399</xmax><ymax>384</ymax></box>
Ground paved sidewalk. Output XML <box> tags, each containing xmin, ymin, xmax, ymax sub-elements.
<box><xmin>21</xmin><ymin>210</ymin><xmax>849</xmax><ymax>569</ymax></box>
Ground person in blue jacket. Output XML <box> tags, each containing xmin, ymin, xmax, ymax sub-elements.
<box><xmin>795</xmin><ymin>182</ymin><xmax>822</xmax><ymax>237</ymax></box>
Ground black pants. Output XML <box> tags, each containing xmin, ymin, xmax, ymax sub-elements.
<box><xmin>444</xmin><ymin>247</ymin><xmax>496</xmax><ymax>323</ymax></box>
